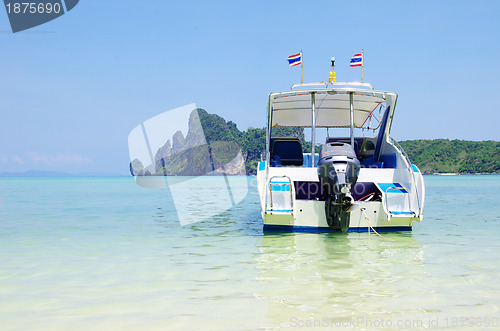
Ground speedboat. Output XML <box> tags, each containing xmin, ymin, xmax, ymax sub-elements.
<box><xmin>256</xmin><ymin>82</ymin><xmax>425</xmax><ymax>232</ymax></box>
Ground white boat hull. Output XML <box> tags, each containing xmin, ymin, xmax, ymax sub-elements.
<box><xmin>257</xmin><ymin>152</ymin><xmax>424</xmax><ymax>233</ymax></box>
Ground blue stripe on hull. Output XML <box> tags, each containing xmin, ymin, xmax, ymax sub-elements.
<box><xmin>390</xmin><ymin>211</ymin><xmax>414</xmax><ymax>215</ymax></box>
<box><xmin>263</xmin><ymin>224</ymin><xmax>412</xmax><ymax>233</ymax></box>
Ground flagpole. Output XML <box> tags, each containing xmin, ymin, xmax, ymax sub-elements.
<box><xmin>301</xmin><ymin>50</ymin><xmax>303</xmax><ymax>84</ymax></box>
<box><xmin>361</xmin><ymin>50</ymin><xmax>364</xmax><ymax>83</ymax></box>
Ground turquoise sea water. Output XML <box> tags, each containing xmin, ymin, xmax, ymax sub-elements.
<box><xmin>1</xmin><ymin>175</ymin><xmax>500</xmax><ymax>330</ymax></box>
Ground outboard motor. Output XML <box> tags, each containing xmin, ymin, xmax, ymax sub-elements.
<box><xmin>318</xmin><ymin>142</ymin><xmax>360</xmax><ymax>232</ymax></box>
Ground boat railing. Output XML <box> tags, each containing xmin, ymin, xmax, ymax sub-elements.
<box><xmin>390</xmin><ymin>137</ymin><xmax>422</xmax><ymax>216</ymax></box>
<box><xmin>291</xmin><ymin>81</ymin><xmax>374</xmax><ymax>90</ymax></box>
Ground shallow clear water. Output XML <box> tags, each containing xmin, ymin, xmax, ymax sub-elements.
<box><xmin>1</xmin><ymin>176</ymin><xmax>500</xmax><ymax>330</ymax></box>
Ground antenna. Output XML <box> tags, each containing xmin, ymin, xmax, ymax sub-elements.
<box><xmin>329</xmin><ymin>57</ymin><xmax>336</xmax><ymax>83</ymax></box>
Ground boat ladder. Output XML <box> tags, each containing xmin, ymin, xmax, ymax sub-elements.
<box><xmin>377</xmin><ymin>183</ymin><xmax>416</xmax><ymax>219</ymax></box>
<box><xmin>267</xmin><ymin>176</ymin><xmax>294</xmax><ymax>215</ymax></box>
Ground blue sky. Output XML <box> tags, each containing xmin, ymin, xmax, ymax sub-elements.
<box><xmin>1</xmin><ymin>0</ymin><xmax>499</xmax><ymax>175</ymax></box>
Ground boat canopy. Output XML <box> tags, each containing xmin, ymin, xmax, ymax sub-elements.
<box><xmin>268</xmin><ymin>88</ymin><xmax>397</xmax><ymax>128</ymax></box>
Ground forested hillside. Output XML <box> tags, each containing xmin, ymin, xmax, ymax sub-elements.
<box><xmin>399</xmin><ymin>139</ymin><xmax>500</xmax><ymax>174</ymax></box>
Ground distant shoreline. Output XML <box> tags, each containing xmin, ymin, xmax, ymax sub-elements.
<box><xmin>0</xmin><ymin>170</ymin><xmax>126</xmax><ymax>177</ymax></box>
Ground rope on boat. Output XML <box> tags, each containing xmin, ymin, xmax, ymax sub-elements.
<box><xmin>360</xmin><ymin>207</ymin><xmax>393</xmax><ymax>241</ymax></box>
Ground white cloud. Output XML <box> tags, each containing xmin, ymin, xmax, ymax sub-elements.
<box><xmin>0</xmin><ymin>153</ymin><xmax>25</xmax><ymax>165</ymax></box>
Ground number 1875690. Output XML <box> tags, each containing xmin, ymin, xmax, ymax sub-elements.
<box><xmin>5</xmin><ymin>2</ymin><xmax>62</xmax><ymax>14</ymax></box>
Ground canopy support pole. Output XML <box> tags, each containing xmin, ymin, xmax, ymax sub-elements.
<box><xmin>349</xmin><ymin>92</ymin><xmax>355</xmax><ymax>147</ymax></box>
<box><xmin>311</xmin><ymin>92</ymin><xmax>316</xmax><ymax>167</ymax></box>
<box><xmin>265</xmin><ymin>94</ymin><xmax>273</xmax><ymax>213</ymax></box>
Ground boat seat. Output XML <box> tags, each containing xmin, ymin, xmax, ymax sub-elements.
<box><xmin>360</xmin><ymin>157</ymin><xmax>384</xmax><ymax>168</ymax></box>
<box><xmin>361</xmin><ymin>154</ymin><xmax>397</xmax><ymax>168</ymax></box>
<box><xmin>380</xmin><ymin>154</ymin><xmax>397</xmax><ymax>168</ymax></box>
<box><xmin>270</xmin><ymin>137</ymin><xmax>303</xmax><ymax>166</ymax></box>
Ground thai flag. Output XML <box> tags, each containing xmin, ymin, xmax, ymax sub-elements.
<box><xmin>287</xmin><ymin>52</ymin><xmax>302</xmax><ymax>67</ymax></box>
<box><xmin>350</xmin><ymin>53</ymin><xmax>363</xmax><ymax>67</ymax></box>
